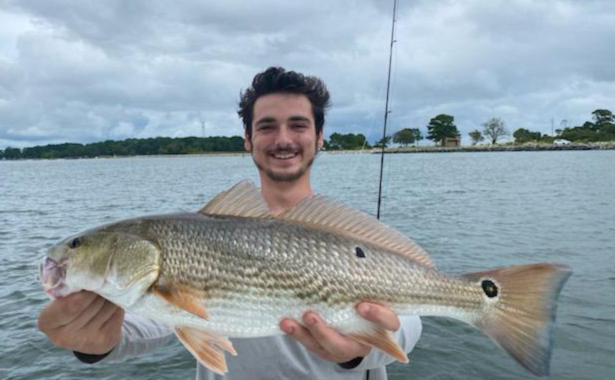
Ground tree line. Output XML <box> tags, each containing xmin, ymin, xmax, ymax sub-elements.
<box><xmin>1</xmin><ymin>133</ymin><xmax>377</xmax><ymax>159</ymax></box>
<box><xmin>0</xmin><ymin>136</ymin><xmax>245</xmax><ymax>159</ymax></box>
<box><xmin>388</xmin><ymin>108</ymin><xmax>615</xmax><ymax>147</ymax></box>
<box><xmin>2</xmin><ymin>109</ymin><xmax>613</xmax><ymax>159</ymax></box>
<box><xmin>468</xmin><ymin>109</ymin><xmax>615</xmax><ymax>145</ymax></box>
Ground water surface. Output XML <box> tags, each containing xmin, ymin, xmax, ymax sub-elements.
<box><xmin>1</xmin><ymin>151</ymin><xmax>613</xmax><ymax>379</ymax></box>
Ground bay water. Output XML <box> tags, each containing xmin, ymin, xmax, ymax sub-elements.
<box><xmin>0</xmin><ymin>150</ymin><xmax>613</xmax><ymax>379</ymax></box>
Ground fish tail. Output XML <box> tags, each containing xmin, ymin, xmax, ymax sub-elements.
<box><xmin>463</xmin><ymin>263</ymin><xmax>572</xmax><ymax>377</ymax></box>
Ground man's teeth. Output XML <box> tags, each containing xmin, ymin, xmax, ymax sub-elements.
<box><xmin>274</xmin><ymin>153</ymin><xmax>297</xmax><ymax>159</ymax></box>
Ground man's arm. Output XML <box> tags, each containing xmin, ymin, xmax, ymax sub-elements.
<box><xmin>280</xmin><ymin>302</ymin><xmax>421</xmax><ymax>369</ymax></box>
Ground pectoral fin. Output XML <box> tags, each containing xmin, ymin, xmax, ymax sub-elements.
<box><xmin>153</xmin><ymin>284</ymin><xmax>209</xmax><ymax>320</ymax></box>
<box><xmin>348</xmin><ymin>327</ymin><xmax>408</xmax><ymax>363</ymax></box>
<box><xmin>175</xmin><ymin>326</ymin><xmax>237</xmax><ymax>375</ymax></box>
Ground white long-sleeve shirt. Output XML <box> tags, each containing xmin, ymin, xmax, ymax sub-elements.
<box><xmin>92</xmin><ymin>313</ymin><xmax>422</xmax><ymax>380</ymax></box>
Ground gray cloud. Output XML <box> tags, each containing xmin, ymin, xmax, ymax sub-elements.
<box><xmin>0</xmin><ymin>0</ymin><xmax>613</xmax><ymax>148</ymax></box>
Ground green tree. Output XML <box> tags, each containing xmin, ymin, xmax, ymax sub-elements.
<box><xmin>592</xmin><ymin>109</ymin><xmax>614</xmax><ymax>126</ymax></box>
<box><xmin>482</xmin><ymin>117</ymin><xmax>509</xmax><ymax>145</ymax></box>
<box><xmin>554</xmin><ymin>109</ymin><xmax>615</xmax><ymax>142</ymax></box>
<box><xmin>393</xmin><ymin>128</ymin><xmax>415</xmax><ymax>147</ymax></box>
<box><xmin>327</xmin><ymin>133</ymin><xmax>369</xmax><ymax>150</ymax></box>
<box><xmin>513</xmin><ymin>128</ymin><xmax>542</xmax><ymax>144</ymax></box>
<box><xmin>3</xmin><ymin>147</ymin><xmax>21</xmax><ymax>159</ymax></box>
<box><xmin>591</xmin><ymin>109</ymin><xmax>615</xmax><ymax>140</ymax></box>
<box><xmin>411</xmin><ymin>128</ymin><xmax>423</xmax><ymax>146</ymax></box>
<box><xmin>426</xmin><ymin>114</ymin><xmax>459</xmax><ymax>146</ymax></box>
<box><xmin>560</xmin><ymin>126</ymin><xmax>595</xmax><ymax>142</ymax></box>
<box><xmin>373</xmin><ymin>135</ymin><xmax>391</xmax><ymax>148</ymax></box>
<box><xmin>468</xmin><ymin>129</ymin><xmax>484</xmax><ymax>145</ymax></box>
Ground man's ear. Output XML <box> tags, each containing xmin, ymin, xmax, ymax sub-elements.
<box><xmin>244</xmin><ymin>131</ymin><xmax>252</xmax><ymax>152</ymax></box>
<box><xmin>317</xmin><ymin>131</ymin><xmax>324</xmax><ymax>150</ymax></box>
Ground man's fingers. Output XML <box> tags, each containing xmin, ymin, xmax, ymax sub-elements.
<box><xmin>37</xmin><ymin>291</ymin><xmax>124</xmax><ymax>354</ymax></box>
<box><xmin>280</xmin><ymin>318</ymin><xmax>328</xmax><ymax>355</ymax></box>
<box><xmin>101</xmin><ymin>307</ymin><xmax>124</xmax><ymax>334</ymax></box>
<box><xmin>38</xmin><ymin>291</ymin><xmax>99</xmax><ymax>331</ymax></box>
<box><xmin>302</xmin><ymin>313</ymin><xmax>369</xmax><ymax>358</ymax></box>
<box><xmin>69</xmin><ymin>295</ymin><xmax>108</xmax><ymax>331</ymax></box>
<box><xmin>97</xmin><ymin>307</ymin><xmax>124</xmax><ymax>350</ymax></box>
<box><xmin>89</xmin><ymin>299</ymin><xmax>123</xmax><ymax>330</ymax></box>
<box><xmin>357</xmin><ymin>302</ymin><xmax>400</xmax><ymax>331</ymax></box>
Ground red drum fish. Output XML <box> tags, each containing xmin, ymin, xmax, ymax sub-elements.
<box><xmin>40</xmin><ymin>181</ymin><xmax>571</xmax><ymax>376</ymax></box>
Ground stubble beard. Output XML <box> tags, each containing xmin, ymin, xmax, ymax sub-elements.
<box><xmin>252</xmin><ymin>142</ymin><xmax>319</xmax><ymax>183</ymax></box>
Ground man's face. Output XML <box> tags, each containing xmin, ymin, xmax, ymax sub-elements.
<box><xmin>245</xmin><ymin>93</ymin><xmax>323</xmax><ymax>182</ymax></box>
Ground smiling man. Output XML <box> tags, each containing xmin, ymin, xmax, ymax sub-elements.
<box><xmin>238</xmin><ymin>68</ymin><xmax>327</xmax><ymax>215</ymax></box>
<box><xmin>235</xmin><ymin>67</ymin><xmax>423</xmax><ymax>378</ymax></box>
<box><xmin>248</xmin><ymin>93</ymin><xmax>320</xmax><ymax>182</ymax></box>
<box><xmin>37</xmin><ymin>67</ymin><xmax>422</xmax><ymax>380</ymax></box>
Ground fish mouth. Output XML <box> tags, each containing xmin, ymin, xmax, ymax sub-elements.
<box><xmin>39</xmin><ymin>257</ymin><xmax>68</xmax><ymax>299</ymax></box>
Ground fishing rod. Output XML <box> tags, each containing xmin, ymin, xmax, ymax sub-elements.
<box><xmin>376</xmin><ymin>0</ymin><xmax>397</xmax><ymax>220</ymax></box>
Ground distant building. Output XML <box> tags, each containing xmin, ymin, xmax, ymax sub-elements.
<box><xmin>441</xmin><ymin>136</ymin><xmax>461</xmax><ymax>147</ymax></box>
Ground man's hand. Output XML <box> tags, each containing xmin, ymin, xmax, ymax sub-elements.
<box><xmin>38</xmin><ymin>291</ymin><xmax>124</xmax><ymax>355</ymax></box>
<box><xmin>279</xmin><ymin>302</ymin><xmax>400</xmax><ymax>364</ymax></box>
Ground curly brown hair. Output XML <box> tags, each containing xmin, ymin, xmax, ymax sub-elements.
<box><xmin>238</xmin><ymin>67</ymin><xmax>331</xmax><ymax>139</ymax></box>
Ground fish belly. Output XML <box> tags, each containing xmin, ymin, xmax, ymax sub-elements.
<box><xmin>128</xmin><ymin>290</ymin><xmax>375</xmax><ymax>338</ymax></box>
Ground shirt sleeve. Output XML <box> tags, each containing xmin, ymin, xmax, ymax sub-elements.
<box><xmin>343</xmin><ymin>315</ymin><xmax>422</xmax><ymax>372</ymax></box>
<box><xmin>75</xmin><ymin>312</ymin><xmax>176</xmax><ymax>363</ymax></box>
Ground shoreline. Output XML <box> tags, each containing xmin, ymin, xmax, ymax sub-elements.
<box><xmin>2</xmin><ymin>142</ymin><xmax>614</xmax><ymax>160</ymax></box>
<box><xmin>373</xmin><ymin>141</ymin><xmax>615</xmax><ymax>154</ymax></box>
<box><xmin>323</xmin><ymin>141</ymin><xmax>615</xmax><ymax>155</ymax></box>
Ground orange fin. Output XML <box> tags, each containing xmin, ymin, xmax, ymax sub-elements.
<box><xmin>175</xmin><ymin>326</ymin><xmax>237</xmax><ymax>375</ymax></box>
<box><xmin>349</xmin><ymin>327</ymin><xmax>408</xmax><ymax>363</ymax></box>
<box><xmin>153</xmin><ymin>285</ymin><xmax>209</xmax><ymax>320</ymax></box>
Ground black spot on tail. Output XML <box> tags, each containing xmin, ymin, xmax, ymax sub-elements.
<box><xmin>481</xmin><ymin>279</ymin><xmax>498</xmax><ymax>298</ymax></box>
<box><xmin>355</xmin><ymin>247</ymin><xmax>366</xmax><ymax>258</ymax></box>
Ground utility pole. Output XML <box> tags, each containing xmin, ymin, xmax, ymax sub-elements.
<box><xmin>551</xmin><ymin>117</ymin><xmax>554</xmax><ymax>136</ymax></box>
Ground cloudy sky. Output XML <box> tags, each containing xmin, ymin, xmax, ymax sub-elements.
<box><xmin>0</xmin><ymin>0</ymin><xmax>614</xmax><ymax>149</ymax></box>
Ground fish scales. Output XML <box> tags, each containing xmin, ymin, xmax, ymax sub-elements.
<box><xmin>40</xmin><ymin>180</ymin><xmax>572</xmax><ymax>376</ymax></box>
<box><xmin>138</xmin><ymin>214</ymin><xmax>483</xmax><ymax>318</ymax></box>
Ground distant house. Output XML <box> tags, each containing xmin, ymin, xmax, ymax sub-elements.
<box><xmin>441</xmin><ymin>136</ymin><xmax>461</xmax><ymax>147</ymax></box>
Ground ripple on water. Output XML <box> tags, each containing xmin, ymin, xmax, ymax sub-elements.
<box><xmin>2</xmin><ymin>153</ymin><xmax>614</xmax><ymax>379</ymax></box>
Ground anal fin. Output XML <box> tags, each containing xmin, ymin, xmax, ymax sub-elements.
<box><xmin>175</xmin><ymin>326</ymin><xmax>237</xmax><ymax>375</ymax></box>
<box><xmin>349</xmin><ymin>327</ymin><xmax>408</xmax><ymax>363</ymax></box>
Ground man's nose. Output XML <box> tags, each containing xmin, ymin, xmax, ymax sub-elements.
<box><xmin>275</xmin><ymin>125</ymin><xmax>292</xmax><ymax>145</ymax></box>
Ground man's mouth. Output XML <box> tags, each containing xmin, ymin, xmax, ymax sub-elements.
<box><xmin>272</xmin><ymin>152</ymin><xmax>298</xmax><ymax>160</ymax></box>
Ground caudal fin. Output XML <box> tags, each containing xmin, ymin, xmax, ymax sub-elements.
<box><xmin>463</xmin><ymin>263</ymin><xmax>572</xmax><ymax>377</ymax></box>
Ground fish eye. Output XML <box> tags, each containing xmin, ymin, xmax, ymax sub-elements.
<box><xmin>69</xmin><ymin>238</ymin><xmax>81</xmax><ymax>249</ymax></box>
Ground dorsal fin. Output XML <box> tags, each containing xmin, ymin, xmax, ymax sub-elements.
<box><xmin>200</xmin><ymin>181</ymin><xmax>435</xmax><ymax>268</ymax></box>
<box><xmin>199</xmin><ymin>180</ymin><xmax>273</xmax><ymax>219</ymax></box>
<box><xmin>277</xmin><ymin>195</ymin><xmax>435</xmax><ymax>269</ymax></box>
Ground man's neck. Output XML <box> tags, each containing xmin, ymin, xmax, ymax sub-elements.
<box><xmin>259</xmin><ymin>174</ymin><xmax>314</xmax><ymax>215</ymax></box>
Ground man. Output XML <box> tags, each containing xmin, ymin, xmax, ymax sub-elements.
<box><xmin>38</xmin><ymin>67</ymin><xmax>422</xmax><ymax>379</ymax></box>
